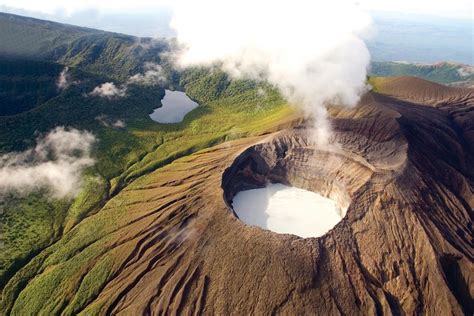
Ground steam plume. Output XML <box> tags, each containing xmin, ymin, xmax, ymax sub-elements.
<box><xmin>170</xmin><ymin>0</ymin><xmax>372</xmax><ymax>145</ymax></box>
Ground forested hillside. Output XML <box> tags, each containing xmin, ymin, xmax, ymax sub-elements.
<box><xmin>0</xmin><ymin>12</ymin><xmax>169</xmax><ymax>80</ymax></box>
<box><xmin>0</xmin><ymin>14</ymin><xmax>294</xmax><ymax>301</ymax></box>
<box><xmin>0</xmin><ymin>59</ymin><xmax>62</xmax><ymax>115</ymax></box>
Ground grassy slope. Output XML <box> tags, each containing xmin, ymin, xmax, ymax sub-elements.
<box><xmin>0</xmin><ymin>13</ymin><xmax>170</xmax><ymax>289</ymax></box>
<box><xmin>0</xmin><ymin>65</ymin><xmax>165</xmax><ymax>287</ymax></box>
<box><xmin>0</xmin><ymin>64</ymin><xmax>295</xmax><ymax>312</ymax></box>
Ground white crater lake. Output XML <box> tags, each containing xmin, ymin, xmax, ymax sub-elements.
<box><xmin>232</xmin><ymin>183</ymin><xmax>343</xmax><ymax>238</ymax></box>
<box><xmin>149</xmin><ymin>90</ymin><xmax>199</xmax><ymax>123</ymax></box>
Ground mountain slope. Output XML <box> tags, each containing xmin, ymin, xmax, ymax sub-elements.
<box><xmin>0</xmin><ymin>58</ymin><xmax>63</xmax><ymax>115</ymax></box>
<box><xmin>0</xmin><ymin>12</ymin><xmax>472</xmax><ymax>316</ymax></box>
<box><xmin>370</xmin><ymin>61</ymin><xmax>474</xmax><ymax>87</ymax></box>
<box><xmin>0</xmin><ymin>62</ymin><xmax>294</xmax><ymax>306</ymax></box>
<box><xmin>1</xmin><ymin>77</ymin><xmax>472</xmax><ymax>315</ymax></box>
<box><xmin>0</xmin><ymin>12</ymin><xmax>168</xmax><ymax>80</ymax></box>
<box><xmin>0</xmin><ymin>12</ymin><xmax>98</xmax><ymax>59</ymax></box>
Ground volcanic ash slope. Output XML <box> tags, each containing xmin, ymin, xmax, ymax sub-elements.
<box><xmin>3</xmin><ymin>77</ymin><xmax>473</xmax><ymax>315</ymax></box>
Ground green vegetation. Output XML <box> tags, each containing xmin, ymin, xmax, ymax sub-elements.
<box><xmin>0</xmin><ymin>13</ymin><xmax>297</xmax><ymax>312</ymax></box>
<box><xmin>367</xmin><ymin>77</ymin><xmax>387</xmax><ymax>93</ymax></box>
<box><xmin>0</xmin><ymin>12</ymin><xmax>168</xmax><ymax>81</ymax></box>
<box><xmin>0</xmin><ymin>193</ymin><xmax>69</xmax><ymax>289</ymax></box>
<box><xmin>0</xmin><ymin>59</ymin><xmax>63</xmax><ymax>115</ymax></box>
<box><xmin>0</xmin><ymin>64</ymin><xmax>165</xmax><ymax>288</ymax></box>
<box><xmin>369</xmin><ymin>61</ymin><xmax>473</xmax><ymax>85</ymax></box>
<box><xmin>0</xmin><ymin>61</ymin><xmax>294</xmax><ymax>309</ymax></box>
<box><xmin>1</xmin><ymin>11</ymin><xmax>471</xmax><ymax>314</ymax></box>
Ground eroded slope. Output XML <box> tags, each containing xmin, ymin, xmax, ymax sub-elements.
<box><xmin>1</xmin><ymin>79</ymin><xmax>473</xmax><ymax>315</ymax></box>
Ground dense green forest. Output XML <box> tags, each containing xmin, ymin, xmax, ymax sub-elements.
<box><xmin>0</xmin><ymin>59</ymin><xmax>63</xmax><ymax>115</ymax></box>
<box><xmin>0</xmin><ymin>12</ymin><xmax>168</xmax><ymax>80</ymax></box>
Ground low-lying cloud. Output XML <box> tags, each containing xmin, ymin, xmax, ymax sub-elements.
<box><xmin>89</xmin><ymin>64</ymin><xmax>168</xmax><ymax>100</ymax></box>
<box><xmin>56</xmin><ymin>66</ymin><xmax>79</xmax><ymax>90</ymax></box>
<box><xmin>57</xmin><ymin>67</ymin><xmax>70</xmax><ymax>90</ymax></box>
<box><xmin>129</xmin><ymin>62</ymin><xmax>168</xmax><ymax>86</ymax></box>
<box><xmin>170</xmin><ymin>0</ymin><xmax>372</xmax><ymax>145</ymax></box>
<box><xmin>95</xmin><ymin>114</ymin><xmax>126</xmax><ymax>128</ymax></box>
<box><xmin>0</xmin><ymin>127</ymin><xmax>96</xmax><ymax>198</ymax></box>
<box><xmin>90</xmin><ymin>82</ymin><xmax>127</xmax><ymax>99</ymax></box>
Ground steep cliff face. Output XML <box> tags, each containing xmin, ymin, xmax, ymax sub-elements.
<box><xmin>2</xmin><ymin>79</ymin><xmax>473</xmax><ymax>315</ymax></box>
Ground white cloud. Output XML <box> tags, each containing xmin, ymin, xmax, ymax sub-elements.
<box><xmin>457</xmin><ymin>65</ymin><xmax>473</xmax><ymax>77</ymax></box>
<box><xmin>56</xmin><ymin>66</ymin><xmax>79</xmax><ymax>90</ymax></box>
<box><xmin>112</xmin><ymin>119</ymin><xmax>126</xmax><ymax>128</ymax></box>
<box><xmin>170</xmin><ymin>0</ymin><xmax>372</xmax><ymax>145</ymax></box>
<box><xmin>0</xmin><ymin>0</ymin><xmax>470</xmax><ymax>19</ymax></box>
<box><xmin>128</xmin><ymin>62</ymin><xmax>167</xmax><ymax>86</ymax></box>
<box><xmin>91</xmin><ymin>63</ymin><xmax>168</xmax><ymax>101</ymax></box>
<box><xmin>95</xmin><ymin>115</ymin><xmax>126</xmax><ymax>128</ymax></box>
<box><xmin>0</xmin><ymin>127</ymin><xmax>96</xmax><ymax>198</ymax></box>
<box><xmin>90</xmin><ymin>82</ymin><xmax>127</xmax><ymax>99</ymax></box>
<box><xmin>56</xmin><ymin>66</ymin><xmax>70</xmax><ymax>90</ymax></box>
<box><xmin>112</xmin><ymin>120</ymin><xmax>126</xmax><ymax>128</ymax></box>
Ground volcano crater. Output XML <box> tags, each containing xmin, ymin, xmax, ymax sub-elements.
<box><xmin>221</xmin><ymin>130</ymin><xmax>380</xmax><ymax>238</ymax></box>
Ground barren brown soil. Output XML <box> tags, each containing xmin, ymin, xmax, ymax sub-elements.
<box><xmin>3</xmin><ymin>77</ymin><xmax>473</xmax><ymax>315</ymax></box>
